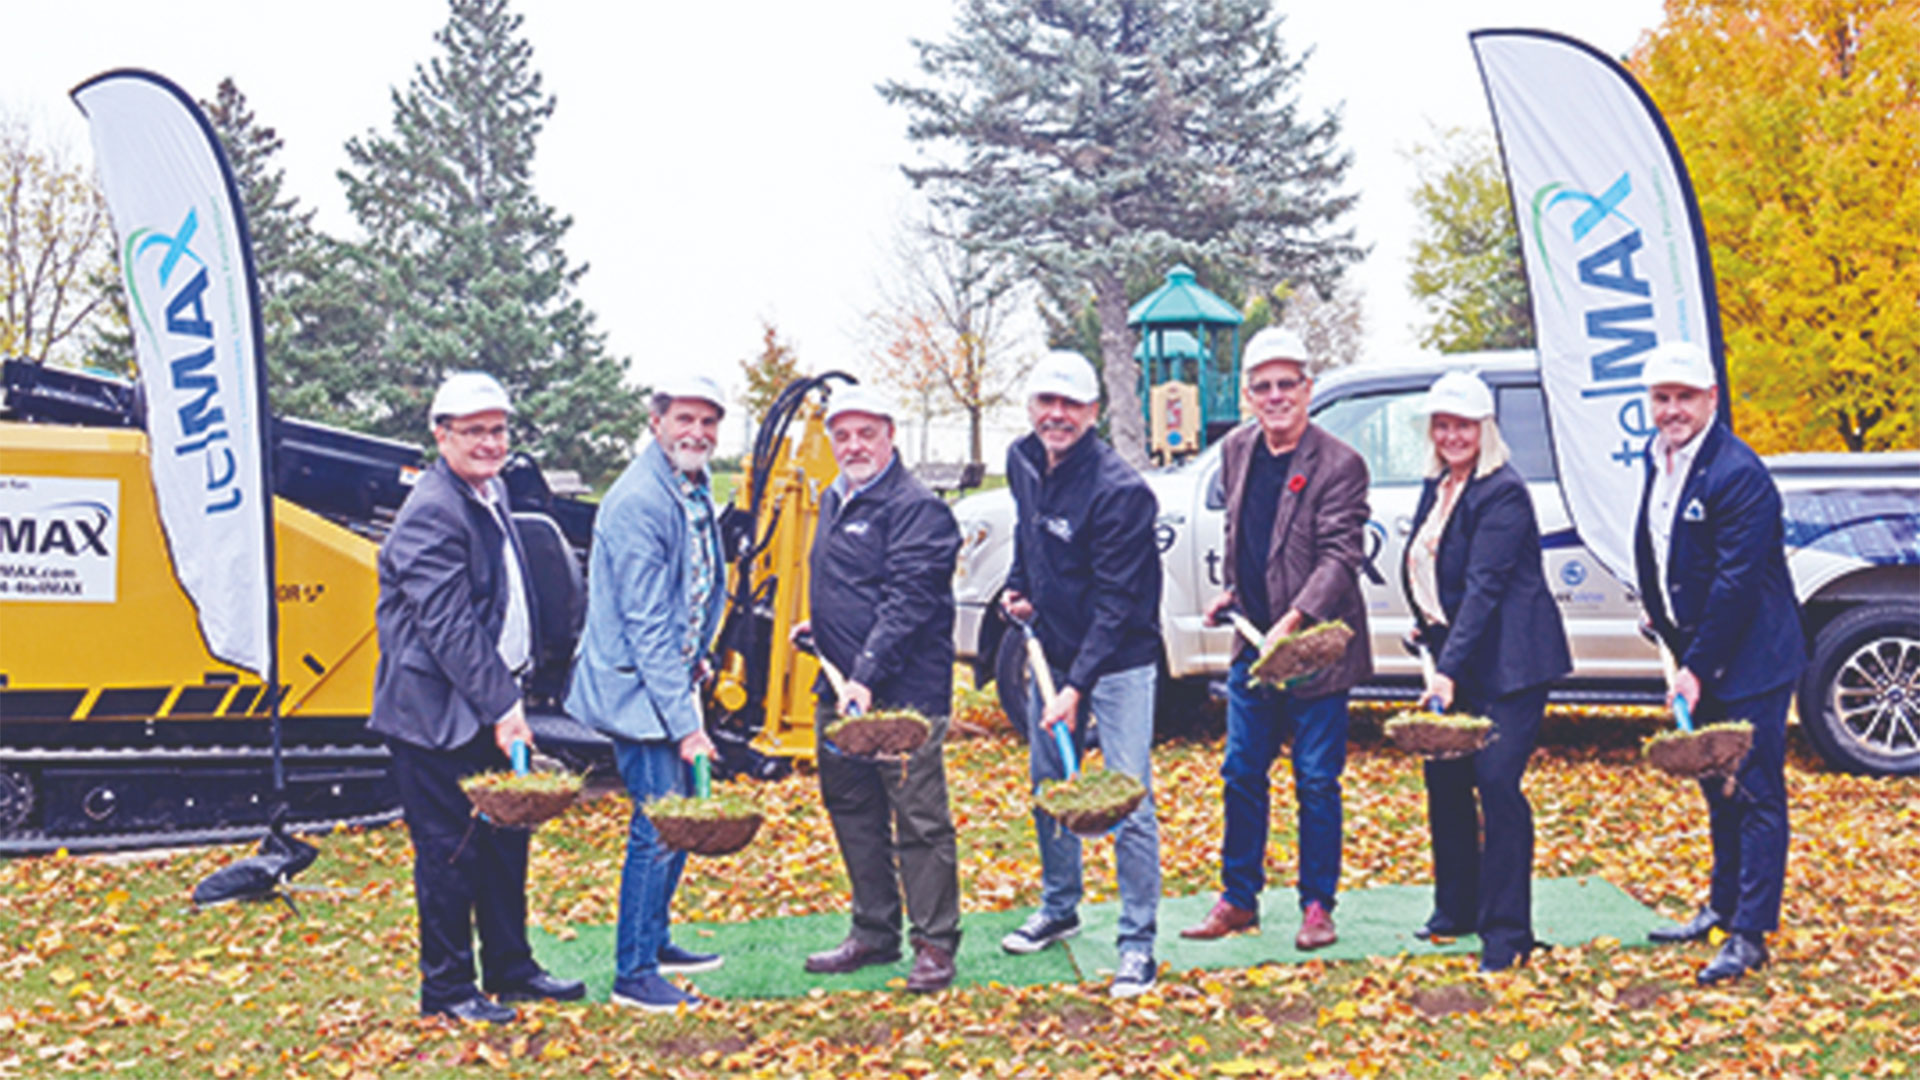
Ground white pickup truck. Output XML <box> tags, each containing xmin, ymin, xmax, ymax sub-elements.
<box><xmin>951</xmin><ymin>352</ymin><xmax>1920</xmax><ymax>776</ymax></box>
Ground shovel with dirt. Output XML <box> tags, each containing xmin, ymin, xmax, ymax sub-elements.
<box><xmin>1224</xmin><ymin>611</ymin><xmax>1355</xmax><ymax>689</ymax></box>
<box><xmin>1383</xmin><ymin>639</ymin><xmax>1494</xmax><ymax>760</ymax></box>
<box><xmin>646</xmin><ymin>750</ymin><xmax>765</xmax><ymax>857</ymax></box>
<box><xmin>1017</xmin><ymin>613</ymin><xmax>1146</xmax><ymax>837</ymax></box>
<box><xmin>461</xmin><ymin>739</ymin><xmax>583</xmax><ymax>829</ymax></box>
<box><xmin>1643</xmin><ymin>645</ymin><xmax>1752</xmax><ymax>796</ymax></box>
<box><xmin>795</xmin><ymin>631</ymin><xmax>933</xmax><ymax>759</ymax></box>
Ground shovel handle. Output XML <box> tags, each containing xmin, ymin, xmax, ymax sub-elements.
<box><xmin>510</xmin><ymin>739</ymin><xmax>530</xmax><ymax>776</ymax></box>
<box><xmin>1656</xmin><ymin>644</ymin><xmax>1696</xmax><ymax>733</ymax></box>
<box><xmin>1228</xmin><ymin>613</ymin><xmax>1266</xmax><ymax>648</ymax></box>
<box><xmin>815</xmin><ymin>653</ymin><xmax>863</xmax><ymax>716</ymax></box>
<box><xmin>1024</xmin><ymin>632</ymin><xmax>1060</xmax><ymax>706</ymax></box>
<box><xmin>1051</xmin><ymin>718</ymin><xmax>1079</xmax><ymax>778</ymax></box>
<box><xmin>1416</xmin><ymin>645</ymin><xmax>1445</xmax><ymax>713</ymax></box>
<box><xmin>693</xmin><ymin>752</ymin><xmax>711</xmax><ymax>799</ymax></box>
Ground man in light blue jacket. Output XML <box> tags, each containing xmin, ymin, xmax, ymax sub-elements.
<box><xmin>566</xmin><ymin>375</ymin><xmax>728</xmax><ymax>1012</ymax></box>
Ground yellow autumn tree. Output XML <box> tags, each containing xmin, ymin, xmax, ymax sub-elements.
<box><xmin>1632</xmin><ymin>0</ymin><xmax>1919</xmax><ymax>453</ymax></box>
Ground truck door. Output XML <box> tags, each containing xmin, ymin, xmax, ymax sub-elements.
<box><xmin>1309</xmin><ymin>387</ymin><xmax>1431</xmax><ymax>681</ymax></box>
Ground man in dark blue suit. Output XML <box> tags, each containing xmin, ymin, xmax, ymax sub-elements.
<box><xmin>1632</xmin><ymin>343</ymin><xmax>1804</xmax><ymax>986</ymax></box>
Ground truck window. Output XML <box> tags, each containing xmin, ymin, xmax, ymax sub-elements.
<box><xmin>1497</xmin><ymin>384</ymin><xmax>1556</xmax><ymax>482</ymax></box>
<box><xmin>1311</xmin><ymin>390</ymin><xmax>1428</xmax><ymax>484</ymax></box>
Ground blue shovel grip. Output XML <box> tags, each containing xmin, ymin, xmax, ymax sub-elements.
<box><xmin>1052</xmin><ymin>721</ymin><xmax>1078</xmax><ymax>778</ymax></box>
<box><xmin>510</xmin><ymin>739</ymin><xmax>530</xmax><ymax>775</ymax></box>
<box><xmin>1673</xmin><ymin>693</ymin><xmax>1695</xmax><ymax>733</ymax></box>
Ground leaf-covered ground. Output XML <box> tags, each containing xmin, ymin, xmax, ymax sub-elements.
<box><xmin>3</xmin><ymin>706</ymin><xmax>1916</xmax><ymax>1078</ymax></box>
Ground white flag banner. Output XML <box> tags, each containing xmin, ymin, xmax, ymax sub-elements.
<box><xmin>1471</xmin><ymin>30</ymin><xmax>1729</xmax><ymax>587</ymax></box>
<box><xmin>73</xmin><ymin>70</ymin><xmax>275</xmax><ymax>676</ymax></box>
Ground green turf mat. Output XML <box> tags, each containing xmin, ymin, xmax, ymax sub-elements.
<box><xmin>531</xmin><ymin>876</ymin><xmax>1663</xmax><ymax>1001</ymax></box>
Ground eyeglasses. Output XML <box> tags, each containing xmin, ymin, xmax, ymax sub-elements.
<box><xmin>1246</xmin><ymin>376</ymin><xmax>1307</xmax><ymax>397</ymax></box>
<box><xmin>446</xmin><ymin>422</ymin><xmax>509</xmax><ymax>441</ymax></box>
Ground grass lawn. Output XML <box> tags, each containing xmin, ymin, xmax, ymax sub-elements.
<box><xmin>2</xmin><ymin>707</ymin><xmax>1914</xmax><ymax>1078</ymax></box>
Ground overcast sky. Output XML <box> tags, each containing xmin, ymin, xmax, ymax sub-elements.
<box><xmin>4</xmin><ymin>0</ymin><xmax>1665</xmax><ymax>457</ymax></box>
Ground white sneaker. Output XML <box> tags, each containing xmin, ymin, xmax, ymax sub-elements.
<box><xmin>1110</xmin><ymin>950</ymin><xmax>1156</xmax><ymax>998</ymax></box>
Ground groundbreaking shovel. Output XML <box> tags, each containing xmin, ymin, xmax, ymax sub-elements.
<box><xmin>1645</xmin><ymin>644</ymin><xmax>1753</xmax><ymax>794</ymax></box>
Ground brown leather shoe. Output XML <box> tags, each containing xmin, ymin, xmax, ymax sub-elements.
<box><xmin>1295</xmin><ymin>901</ymin><xmax>1337</xmax><ymax>950</ymax></box>
<box><xmin>1180</xmin><ymin>899</ymin><xmax>1259</xmax><ymax>940</ymax></box>
<box><xmin>905</xmin><ymin>940</ymin><xmax>955</xmax><ymax>993</ymax></box>
<box><xmin>803</xmin><ymin>938</ymin><xmax>901</xmax><ymax>975</ymax></box>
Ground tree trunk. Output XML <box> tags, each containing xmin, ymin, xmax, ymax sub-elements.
<box><xmin>968</xmin><ymin>403</ymin><xmax>984</xmax><ymax>467</ymax></box>
<box><xmin>1094</xmin><ymin>269</ymin><xmax>1147</xmax><ymax>468</ymax></box>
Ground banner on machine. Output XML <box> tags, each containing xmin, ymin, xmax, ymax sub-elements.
<box><xmin>1471</xmin><ymin>29</ymin><xmax>1729</xmax><ymax>587</ymax></box>
<box><xmin>72</xmin><ymin>70</ymin><xmax>275</xmax><ymax>675</ymax></box>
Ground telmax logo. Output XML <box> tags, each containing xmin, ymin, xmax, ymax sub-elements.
<box><xmin>0</xmin><ymin>500</ymin><xmax>115</xmax><ymax>557</ymax></box>
<box><xmin>125</xmin><ymin>208</ymin><xmax>244</xmax><ymax>516</ymax></box>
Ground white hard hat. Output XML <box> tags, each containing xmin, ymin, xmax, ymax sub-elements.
<box><xmin>654</xmin><ymin>373</ymin><xmax>728</xmax><ymax>418</ymax></box>
<box><xmin>824</xmin><ymin>383</ymin><xmax>894</xmax><ymax>426</ymax></box>
<box><xmin>1242</xmin><ymin>327</ymin><xmax>1312</xmax><ymax>374</ymax></box>
<box><xmin>1027</xmin><ymin>350</ymin><xmax>1100</xmax><ymax>404</ymax></box>
<box><xmin>1418</xmin><ymin>370</ymin><xmax>1495</xmax><ymax>421</ymax></box>
<box><xmin>430</xmin><ymin>371</ymin><xmax>513</xmax><ymax>422</ymax></box>
<box><xmin>1641</xmin><ymin>341</ymin><xmax>1716</xmax><ymax>390</ymax></box>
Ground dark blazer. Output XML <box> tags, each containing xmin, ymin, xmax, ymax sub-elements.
<box><xmin>1634</xmin><ymin>422</ymin><xmax>1804</xmax><ymax>699</ymax></box>
<box><xmin>370</xmin><ymin>459</ymin><xmax>538</xmax><ymax>750</ymax></box>
<box><xmin>810</xmin><ymin>457</ymin><xmax>962</xmax><ymax>717</ymax></box>
<box><xmin>1218</xmin><ymin>421</ymin><xmax>1374</xmax><ymax>698</ymax></box>
<box><xmin>1400</xmin><ymin>462</ymin><xmax>1571</xmax><ymax>699</ymax></box>
<box><xmin>1004</xmin><ymin>430</ymin><xmax>1163</xmax><ymax>693</ymax></box>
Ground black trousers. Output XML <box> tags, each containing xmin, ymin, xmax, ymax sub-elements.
<box><xmin>1697</xmin><ymin>684</ymin><xmax>1791</xmax><ymax>934</ymax></box>
<box><xmin>388</xmin><ymin>733</ymin><xmax>539</xmax><ymax>1009</ymax></box>
<box><xmin>1423</xmin><ymin>683</ymin><xmax>1548</xmax><ymax>965</ymax></box>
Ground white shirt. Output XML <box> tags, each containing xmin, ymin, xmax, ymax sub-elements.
<box><xmin>1648</xmin><ymin>428</ymin><xmax>1705</xmax><ymax>616</ymax></box>
<box><xmin>484</xmin><ymin>482</ymin><xmax>532</xmax><ymax>675</ymax></box>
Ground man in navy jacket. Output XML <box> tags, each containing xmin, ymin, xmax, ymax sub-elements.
<box><xmin>1632</xmin><ymin>342</ymin><xmax>1804</xmax><ymax>986</ymax></box>
<box><xmin>799</xmin><ymin>385</ymin><xmax>963</xmax><ymax>993</ymax></box>
<box><xmin>999</xmin><ymin>351</ymin><xmax>1164</xmax><ymax>999</ymax></box>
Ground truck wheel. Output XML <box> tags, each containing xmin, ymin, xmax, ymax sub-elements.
<box><xmin>994</xmin><ymin>630</ymin><xmax>1032</xmax><ymax>745</ymax></box>
<box><xmin>1797</xmin><ymin>602</ymin><xmax>1920</xmax><ymax>776</ymax></box>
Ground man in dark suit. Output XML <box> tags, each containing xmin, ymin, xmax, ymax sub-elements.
<box><xmin>1633</xmin><ymin>342</ymin><xmax>1804</xmax><ymax>986</ymax></box>
<box><xmin>1185</xmin><ymin>328</ymin><xmax>1372</xmax><ymax>951</ymax></box>
<box><xmin>370</xmin><ymin>372</ymin><xmax>584</xmax><ymax>1023</ymax></box>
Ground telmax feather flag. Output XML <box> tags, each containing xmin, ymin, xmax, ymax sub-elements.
<box><xmin>1471</xmin><ymin>30</ymin><xmax>1731</xmax><ymax>587</ymax></box>
<box><xmin>72</xmin><ymin>70</ymin><xmax>281</xmax><ymax>779</ymax></box>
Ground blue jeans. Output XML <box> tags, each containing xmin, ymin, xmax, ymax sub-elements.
<box><xmin>1221</xmin><ymin>656</ymin><xmax>1349</xmax><ymax>913</ymax></box>
<box><xmin>614</xmin><ymin>737</ymin><xmax>689</xmax><ymax>982</ymax></box>
<box><xmin>1028</xmin><ymin>661</ymin><xmax>1160</xmax><ymax>951</ymax></box>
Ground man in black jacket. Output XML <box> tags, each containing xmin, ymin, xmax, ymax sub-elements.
<box><xmin>370</xmin><ymin>372</ymin><xmax>583</xmax><ymax>1023</ymax></box>
<box><xmin>797</xmin><ymin>385</ymin><xmax>963</xmax><ymax>993</ymax></box>
<box><xmin>1633</xmin><ymin>343</ymin><xmax>1803</xmax><ymax>985</ymax></box>
<box><xmin>999</xmin><ymin>352</ymin><xmax>1164</xmax><ymax>999</ymax></box>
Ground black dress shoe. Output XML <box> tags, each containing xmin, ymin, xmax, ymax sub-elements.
<box><xmin>804</xmin><ymin>938</ymin><xmax>901</xmax><ymax>975</ymax></box>
<box><xmin>906</xmin><ymin>940</ymin><xmax>956</xmax><ymax>993</ymax></box>
<box><xmin>1414</xmin><ymin>917</ymin><xmax>1474</xmax><ymax>941</ymax></box>
<box><xmin>1649</xmin><ymin>906</ymin><xmax>1724</xmax><ymax>944</ymax></box>
<box><xmin>1697</xmin><ymin>932</ymin><xmax>1768</xmax><ymax>985</ymax></box>
<box><xmin>488</xmin><ymin>971</ymin><xmax>586</xmax><ymax>1003</ymax></box>
<box><xmin>425</xmin><ymin>995</ymin><xmax>517</xmax><ymax>1024</ymax></box>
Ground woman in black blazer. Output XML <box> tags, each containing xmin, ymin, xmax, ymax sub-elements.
<box><xmin>1400</xmin><ymin>371</ymin><xmax>1572</xmax><ymax>972</ymax></box>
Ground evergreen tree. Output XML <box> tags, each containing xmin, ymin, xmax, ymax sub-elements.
<box><xmin>339</xmin><ymin>0</ymin><xmax>643</xmax><ymax>480</ymax></box>
<box><xmin>882</xmin><ymin>0</ymin><xmax>1361</xmax><ymax>465</ymax></box>
<box><xmin>201</xmin><ymin>78</ymin><xmax>379</xmax><ymax>426</ymax></box>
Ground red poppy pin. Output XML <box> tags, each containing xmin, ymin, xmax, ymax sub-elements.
<box><xmin>1288</xmin><ymin>474</ymin><xmax>1306</xmax><ymax>493</ymax></box>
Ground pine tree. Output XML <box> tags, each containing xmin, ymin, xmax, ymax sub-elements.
<box><xmin>339</xmin><ymin>0</ymin><xmax>643</xmax><ymax>480</ymax></box>
<box><xmin>881</xmin><ymin>0</ymin><xmax>1361</xmax><ymax>465</ymax></box>
<box><xmin>201</xmin><ymin>78</ymin><xmax>379</xmax><ymax>426</ymax></box>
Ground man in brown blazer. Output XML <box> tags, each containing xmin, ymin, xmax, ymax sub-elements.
<box><xmin>1182</xmin><ymin>328</ymin><xmax>1373</xmax><ymax>950</ymax></box>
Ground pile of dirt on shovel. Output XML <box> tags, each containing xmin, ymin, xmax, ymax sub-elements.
<box><xmin>1384</xmin><ymin>711</ymin><xmax>1494</xmax><ymax>760</ymax></box>
<box><xmin>646</xmin><ymin>792</ymin><xmax>765</xmax><ymax>856</ymax></box>
<box><xmin>1036</xmin><ymin>770</ymin><xmax>1147</xmax><ymax>837</ymax></box>
<box><xmin>460</xmin><ymin>770</ymin><xmax>582</xmax><ymax>829</ymax></box>
<box><xmin>1252</xmin><ymin>620</ymin><xmax>1354</xmax><ymax>686</ymax></box>
<box><xmin>826</xmin><ymin>709</ymin><xmax>932</xmax><ymax>757</ymax></box>
<box><xmin>1644</xmin><ymin>722</ymin><xmax>1753</xmax><ymax>782</ymax></box>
